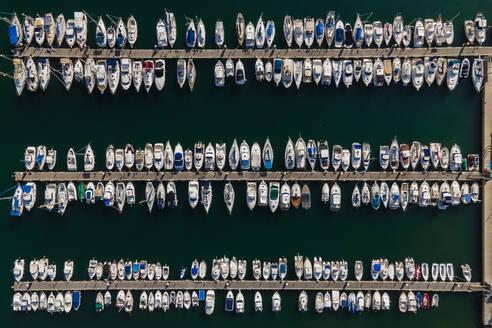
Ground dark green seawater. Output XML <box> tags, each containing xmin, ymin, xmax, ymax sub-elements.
<box><xmin>1</xmin><ymin>0</ymin><xmax>489</xmax><ymax>327</ymax></box>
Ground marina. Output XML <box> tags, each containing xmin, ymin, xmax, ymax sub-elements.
<box><xmin>3</xmin><ymin>4</ymin><xmax>492</xmax><ymax>327</ymax></box>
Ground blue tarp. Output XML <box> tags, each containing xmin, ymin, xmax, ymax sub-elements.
<box><xmin>264</xmin><ymin>160</ymin><xmax>272</xmax><ymax>170</ymax></box>
<box><xmin>22</xmin><ymin>185</ymin><xmax>32</xmax><ymax>193</ymax></box>
<box><xmin>199</xmin><ymin>290</ymin><xmax>205</xmax><ymax>301</ymax></box>
<box><xmin>9</xmin><ymin>26</ymin><xmax>18</xmax><ymax>45</ymax></box>
<box><xmin>374</xmin><ymin>263</ymin><xmax>381</xmax><ymax>271</ymax></box>
<box><xmin>186</xmin><ymin>29</ymin><xmax>196</xmax><ymax>46</ymax></box>
<box><xmin>315</xmin><ymin>22</ymin><xmax>323</xmax><ymax>36</ymax></box>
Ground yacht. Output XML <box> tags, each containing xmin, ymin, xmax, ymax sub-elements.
<box><xmin>265</xmin><ymin>20</ymin><xmax>275</xmax><ymax>48</ymax></box>
<box><xmin>215</xmin><ymin>61</ymin><xmax>225</xmax><ymax>87</ymax></box>
<box><xmin>379</xmin><ymin>145</ymin><xmax>389</xmax><ymax>170</ymax></box>
<box><xmin>285</xmin><ymin>137</ymin><xmax>295</xmax><ymax>170</ymax></box>
<box><xmin>142</xmin><ymin>60</ymin><xmax>154</xmax><ymax>92</ymax></box>
<box><xmin>301</xmin><ymin>184</ymin><xmax>311</xmax><ymax>210</ymax></box>
<box><xmin>361</xmin><ymin>182</ymin><xmax>371</xmax><ymax>205</ymax></box>
<box><xmin>258</xmin><ymin>181</ymin><xmax>268</xmax><ymax>207</ymax></box>
<box><xmin>166</xmin><ymin>182</ymin><xmax>178</xmax><ymax>208</ymax></box>
<box><xmin>186</xmin><ymin>19</ymin><xmax>196</xmax><ymax>48</ymax></box>
<box><xmin>373</xmin><ymin>58</ymin><xmax>384</xmax><ymax>86</ymax></box>
<box><xmin>240</xmin><ymin>140</ymin><xmax>250</xmax><ymax>170</ymax></box>
<box><xmin>472</xmin><ymin>58</ymin><xmax>484</xmax><ymax>92</ymax></box>
<box><xmin>383</xmin><ymin>22</ymin><xmax>393</xmax><ymax>46</ymax></box>
<box><xmin>156</xmin><ymin>19</ymin><xmax>168</xmax><ymax>47</ymax></box>
<box><xmin>251</xmin><ymin>142</ymin><xmax>261</xmax><ymax>170</ymax></box>
<box><xmin>315</xmin><ymin>18</ymin><xmax>324</xmax><ymax>47</ymax></box>
<box><xmin>295</xmin><ymin>137</ymin><xmax>307</xmax><ymax>169</ymax></box>
<box><xmin>342</xmin><ymin>59</ymin><xmax>353</xmax><ymax>87</ymax></box>
<box><xmin>196</xmin><ymin>18</ymin><xmax>205</xmax><ymax>48</ymax></box>
<box><xmin>322</xmin><ymin>183</ymin><xmax>330</xmax><ymax>204</ymax></box>
<box><xmin>215</xmin><ymin>20</ymin><xmax>224</xmax><ymax>47</ymax></box>
<box><xmin>447</xmin><ymin>59</ymin><xmax>460</xmax><ymax>91</ymax></box>
<box><xmin>291</xmin><ymin>182</ymin><xmax>301</xmax><ymax>209</ymax></box>
<box><xmin>373</xmin><ymin>21</ymin><xmax>383</xmax><ymax>47</ymax></box>
<box><xmin>262</xmin><ymin>138</ymin><xmax>274</xmax><ymax>170</ymax></box>
<box><xmin>187</xmin><ymin>180</ymin><xmax>199</xmax><ymax>209</ymax></box>
<box><xmin>330</xmin><ymin>183</ymin><xmax>341</xmax><ymax>212</ymax></box>
<box><xmin>371</xmin><ymin>182</ymin><xmax>381</xmax><ymax>210</ymax></box>
<box><xmin>414</xmin><ymin>20</ymin><xmax>425</xmax><ymax>47</ymax></box>
<box><xmin>166</xmin><ymin>11</ymin><xmax>177</xmax><ymax>47</ymax></box>
<box><xmin>293</xmin><ymin>19</ymin><xmax>304</xmax><ymax>47</ymax></box>
<box><xmin>246</xmin><ymin>182</ymin><xmax>257</xmax><ymax>211</ymax></box>
<box><xmin>201</xmin><ymin>182</ymin><xmax>212</xmax><ymax>214</ymax></box>
<box><xmin>280</xmin><ymin>183</ymin><xmax>291</xmax><ymax>211</ymax></box>
<box><xmin>294</xmin><ymin>60</ymin><xmax>303</xmax><ymax>89</ymax></box>
<box><xmin>304</xmin><ymin>17</ymin><xmax>315</xmax><ymax>48</ymax></box>
<box><xmin>269</xmin><ymin>182</ymin><xmax>280</xmax><ymax>213</ymax></box>
<box><xmin>154</xmin><ymin>59</ymin><xmax>165</xmax><ymax>91</ymax></box>
<box><xmin>334</xmin><ymin>20</ymin><xmax>344</xmax><ymax>48</ymax></box>
<box><xmin>475</xmin><ymin>13</ymin><xmax>487</xmax><ymax>44</ymax></box>
<box><xmin>436</xmin><ymin>57</ymin><xmax>447</xmax><ymax>86</ymax></box>
<box><xmin>235</xmin><ymin>59</ymin><xmax>246</xmax><ymax>85</ymax></box>
<box><xmin>245</xmin><ymin>21</ymin><xmax>254</xmax><ymax>48</ymax></box>
<box><xmin>352</xmin><ymin>184</ymin><xmax>361</xmax><ymax>208</ymax></box>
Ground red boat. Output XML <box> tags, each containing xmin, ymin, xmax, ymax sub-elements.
<box><xmin>415</xmin><ymin>264</ymin><xmax>421</xmax><ymax>280</ymax></box>
<box><xmin>423</xmin><ymin>293</ymin><xmax>430</xmax><ymax>309</ymax></box>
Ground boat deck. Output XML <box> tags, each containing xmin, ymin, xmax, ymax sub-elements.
<box><xmin>12</xmin><ymin>46</ymin><xmax>492</xmax><ymax>60</ymax></box>
<box><xmin>12</xmin><ymin>280</ymin><xmax>486</xmax><ymax>292</ymax></box>
<box><xmin>14</xmin><ymin>171</ymin><xmax>485</xmax><ymax>182</ymax></box>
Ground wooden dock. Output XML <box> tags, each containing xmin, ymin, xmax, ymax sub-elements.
<box><xmin>12</xmin><ymin>280</ymin><xmax>486</xmax><ymax>293</ymax></box>
<box><xmin>14</xmin><ymin>171</ymin><xmax>486</xmax><ymax>183</ymax></box>
<box><xmin>12</xmin><ymin>46</ymin><xmax>492</xmax><ymax>60</ymax></box>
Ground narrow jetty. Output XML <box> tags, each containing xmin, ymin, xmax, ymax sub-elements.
<box><xmin>482</xmin><ymin>58</ymin><xmax>492</xmax><ymax>326</ymax></box>
<box><xmin>14</xmin><ymin>171</ymin><xmax>485</xmax><ymax>183</ymax></box>
<box><xmin>12</xmin><ymin>46</ymin><xmax>492</xmax><ymax>60</ymax></box>
<box><xmin>12</xmin><ymin>280</ymin><xmax>486</xmax><ymax>293</ymax></box>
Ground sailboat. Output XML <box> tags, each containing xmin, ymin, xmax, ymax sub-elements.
<box><xmin>256</xmin><ymin>15</ymin><xmax>265</xmax><ymax>48</ymax></box>
<box><xmin>166</xmin><ymin>11</ymin><xmax>177</xmax><ymax>47</ymax></box>
<box><xmin>154</xmin><ymin>59</ymin><xmax>166</xmax><ymax>91</ymax></box>
<box><xmin>186</xmin><ymin>19</ymin><xmax>196</xmax><ymax>48</ymax></box>
<box><xmin>156</xmin><ymin>19</ymin><xmax>168</xmax><ymax>47</ymax></box>
<box><xmin>283</xmin><ymin>15</ymin><xmax>293</xmax><ymax>47</ymax></box>
<box><xmin>236</xmin><ymin>13</ymin><xmax>245</xmax><ymax>46</ymax></box>
<box><xmin>201</xmin><ymin>181</ymin><xmax>212</xmax><ymax>214</ymax></box>
<box><xmin>224</xmin><ymin>182</ymin><xmax>234</xmax><ymax>214</ymax></box>
<box><xmin>127</xmin><ymin>16</ymin><xmax>138</xmax><ymax>48</ymax></box>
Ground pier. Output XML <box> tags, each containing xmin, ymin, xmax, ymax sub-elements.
<box><xmin>11</xmin><ymin>280</ymin><xmax>486</xmax><ymax>293</ymax></box>
<box><xmin>482</xmin><ymin>58</ymin><xmax>492</xmax><ymax>327</ymax></box>
<box><xmin>14</xmin><ymin>171</ymin><xmax>486</xmax><ymax>183</ymax></box>
<box><xmin>12</xmin><ymin>46</ymin><xmax>492</xmax><ymax>60</ymax></box>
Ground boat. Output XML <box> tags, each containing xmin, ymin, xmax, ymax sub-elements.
<box><xmin>321</xmin><ymin>182</ymin><xmax>330</xmax><ymax>204</ymax></box>
<box><xmin>166</xmin><ymin>182</ymin><xmax>178</xmax><ymax>208</ymax></box>
<box><xmin>400</xmin><ymin>144</ymin><xmax>410</xmax><ymax>170</ymax></box>
<box><xmin>303</xmin><ymin>58</ymin><xmax>312</xmax><ymax>83</ymax></box>
<box><xmin>235</xmin><ymin>59</ymin><xmax>246</xmax><ymax>85</ymax></box>
<box><xmin>214</xmin><ymin>20</ymin><xmax>224</xmax><ymax>47</ymax></box>
<box><xmin>345</xmin><ymin>23</ymin><xmax>354</xmax><ymax>48</ymax></box>
<box><xmin>293</xmin><ymin>19</ymin><xmax>304</xmax><ymax>47</ymax></box>
<box><xmin>156</xmin><ymin>19</ymin><xmax>168</xmax><ymax>48</ymax></box>
<box><xmin>255</xmin><ymin>58</ymin><xmax>265</xmax><ymax>81</ymax></box>
<box><xmin>315</xmin><ymin>18</ymin><xmax>324</xmax><ymax>47</ymax></box>
<box><xmin>373</xmin><ymin>58</ymin><xmax>384</xmax><ymax>86</ymax></box>
<box><xmin>472</xmin><ymin>58</ymin><xmax>484</xmax><ymax>92</ymax></box>
<box><xmin>257</xmin><ymin>180</ymin><xmax>268</xmax><ymax>207</ymax></box>
<box><xmin>461</xmin><ymin>264</ymin><xmax>472</xmax><ymax>282</ymax></box>
<box><xmin>246</xmin><ymin>182</ymin><xmax>257</xmax><ymax>210</ymax></box>
<box><xmin>312</xmin><ymin>59</ymin><xmax>322</xmax><ymax>85</ymax></box>
<box><xmin>383</xmin><ymin>22</ymin><xmax>393</xmax><ymax>46</ymax></box>
<box><xmin>399</xmin><ymin>292</ymin><xmax>407</xmax><ymax>313</ymax></box>
<box><xmin>266</xmin><ymin>20</ymin><xmax>275</xmax><ymax>48</ymax></box>
<box><xmin>187</xmin><ymin>59</ymin><xmax>196</xmax><ymax>91</ymax></box>
<box><xmin>154</xmin><ymin>59</ymin><xmax>165</xmax><ymax>91</ymax></box>
<box><xmin>283</xmin><ymin>15</ymin><xmax>293</xmax><ymax>47</ymax></box>
<box><xmin>204</xmin><ymin>290</ymin><xmax>215</xmax><ymax>315</ymax></box>
<box><xmin>197</xmin><ymin>18</ymin><xmax>205</xmax><ymax>48</ymax></box>
<box><xmin>304</xmin><ymin>17</ymin><xmax>314</xmax><ymax>48</ymax></box>
<box><xmin>200</xmin><ymin>182</ymin><xmax>212</xmax><ymax>214</ymax></box>
<box><xmin>361</xmin><ymin>59</ymin><xmax>373</xmax><ymax>86</ymax></box>
<box><xmin>330</xmin><ymin>183</ymin><xmax>341</xmax><ymax>212</ymax></box>
<box><xmin>284</xmin><ymin>137</ymin><xmax>295</xmax><ymax>169</ymax></box>
<box><xmin>460</xmin><ymin>57</ymin><xmax>470</xmax><ymax>79</ymax></box>
<box><xmin>280</xmin><ymin>183</ymin><xmax>291</xmax><ymax>211</ymax></box>
<box><xmin>235</xmin><ymin>291</ymin><xmax>244</xmax><ymax>313</ymax></box>
<box><xmin>335</xmin><ymin>20</ymin><xmax>345</xmax><ymax>48</ymax></box>
<box><xmin>446</xmin><ymin>263</ymin><xmax>455</xmax><ymax>281</ymax></box>
<box><xmin>225</xmin><ymin>291</ymin><xmax>234</xmax><ymax>312</ymax></box>
<box><xmin>295</xmin><ymin>137</ymin><xmax>307</xmax><ymax>169</ymax></box>
<box><xmin>371</xmin><ymin>20</ymin><xmax>383</xmax><ymax>47</ymax></box>
<box><xmin>256</xmin><ymin>15</ymin><xmax>265</xmax><ymax>49</ymax></box>
<box><xmin>301</xmin><ymin>184</ymin><xmax>311</xmax><ymax>210</ymax></box>
<box><xmin>298</xmin><ymin>291</ymin><xmax>308</xmax><ymax>312</ymax></box>
<box><xmin>475</xmin><ymin>13</ymin><xmax>487</xmax><ymax>44</ymax></box>
<box><xmin>214</xmin><ymin>60</ymin><xmax>225</xmax><ymax>87</ymax></box>
<box><xmin>413</xmin><ymin>19</ymin><xmax>425</xmax><ymax>48</ymax></box>
<box><xmin>423</xmin><ymin>18</ymin><xmax>435</xmax><ymax>46</ymax></box>
<box><xmin>343</xmin><ymin>59</ymin><xmax>353</xmax><ymax>87</ymax></box>
<box><xmin>447</xmin><ymin>59</ymin><xmax>460</xmax><ymax>91</ymax></box>
<box><xmin>412</xmin><ymin>58</ymin><xmax>424</xmax><ymax>91</ymax></box>
<box><xmin>353</xmin><ymin>14</ymin><xmax>364</xmax><ymax>48</ymax></box>
<box><xmin>269</xmin><ymin>182</ymin><xmax>280</xmax><ymax>213</ymax></box>
<box><xmin>165</xmin><ymin>11</ymin><xmax>176</xmax><ymax>48</ymax></box>
<box><xmin>244</xmin><ymin>21</ymin><xmax>255</xmax><ymax>48</ymax></box>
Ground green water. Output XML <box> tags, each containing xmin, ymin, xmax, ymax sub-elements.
<box><xmin>1</xmin><ymin>0</ymin><xmax>489</xmax><ymax>327</ymax></box>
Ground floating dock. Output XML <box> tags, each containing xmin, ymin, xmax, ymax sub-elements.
<box><xmin>12</xmin><ymin>280</ymin><xmax>486</xmax><ymax>293</ymax></box>
<box><xmin>14</xmin><ymin>171</ymin><xmax>486</xmax><ymax>183</ymax></box>
<box><xmin>12</xmin><ymin>46</ymin><xmax>492</xmax><ymax>60</ymax></box>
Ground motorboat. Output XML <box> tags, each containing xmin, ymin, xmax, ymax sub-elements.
<box><xmin>165</xmin><ymin>11</ymin><xmax>177</xmax><ymax>48</ymax></box>
<box><xmin>304</xmin><ymin>17</ymin><xmax>315</xmax><ymax>48</ymax></box>
<box><xmin>472</xmin><ymin>58</ymin><xmax>484</xmax><ymax>92</ymax></box>
<box><xmin>330</xmin><ymin>183</ymin><xmax>341</xmax><ymax>212</ymax></box>
<box><xmin>265</xmin><ymin>20</ymin><xmax>275</xmax><ymax>48</ymax></box>
<box><xmin>156</xmin><ymin>19</ymin><xmax>168</xmax><ymax>48</ymax></box>
<box><xmin>475</xmin><ymin>13</ymin><xmax>487</xmax><ymax>44</ymax></box>
<box><xmin>334</xmin><ymin>20</ymin><xmax>344</xmax><ymax>48</ymax></box>
<box><xmin>412</xmin><ymin>58</ymin><xmax>424</xmax><ymax>91</ymax></box>
<box><xmin>187</xmin><ymin>59</ymin><xmax>196</xmax><ymax>91</ymax></box>
<box><xmin>325</xmin><ymin>12</ymin><xmax>336</xmax><ymax>46</ymax></box>
<box><xmin>295</xmin><ymin>137</ymin><xmax>307</xmax><ymax>169</ymax></box>
<box><xmin>215</xmin><ymin>20</ymin><xmax>224</xmax><ymax>47</ymax></box>
<box><xmin>315</xmin><ymin>18</ymin><xmax>324</xmax><ymax>47</ymax></box>
<box><xmin>166</xmin><ymin>182</ymin><xmax>178</xmax><ymax>208</ymax></box>
<box><xmin>283</xmin><ymin>15</ymin><xmax>293</xmax><ymax>47</ymax></box>
<box><xmin>215</xmin><ymin>60</ymin><xmax>225</xmax><ymax>87</ymax></box>
<box><xmin>447</xmin><ymin>58</ymin><xmax>460</xmax><ymax>91</ymax></box>
<box><xmin>424</xmin><ymin>18</ymin><xmax>435</xmax><ymax>46</ymax></box>
<box><xmin>269</xmin><ymin>182</ymin><xmax>280</xmax><ymax>213</ymax></box>
<box><xmin>235</xmin><ymin>59</ymin><xmax>247</xmax><ymax>85</ymax></box>
<box><xmin>240</xmin><ymin>140</ymin><xmax>250</xmax><ymax>170</ymax></box>
<box><xmin>246</xmin><ymin>182</ymin><xmax>257</xmax><ymax>210</ymax></box>
<box><xmin>229</xmin><ymin>139</ymin><xmax>239</xmax><ymax>170</ymax></box>
<box><xmin>414</xmin><ymin>20</ymin><xmax>424</xmax><ymax>47</ymax></box>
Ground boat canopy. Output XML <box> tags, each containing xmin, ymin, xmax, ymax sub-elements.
<box><xmin>21</xmin><ymin>185</ymin><xmax>32</xmax><ymax>193</ymax></box>
<box><xmin>199</xmin><ymin>290</ymin><xmax>205</xmax><ymax>301</ymax></box>
<box><xmin>9</xmin><ymin>26</ymin><xmax>18</xmax><ymax>45</ymax></box>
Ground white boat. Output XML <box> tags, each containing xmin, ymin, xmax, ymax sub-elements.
<box><xmin>334</xmin><ymin>20</ymin><xmax>344</xmax><ymax>48</ymax></box>
<box><xmin>251</xmin><ymin>142</ymin><xmax>261</xmax><ymax>170</ymax></box>
<box><xmin>246</xmin><ymin>182</ymin><xmax>257</xmax><ymax>210</ymax></box>
<box><xmin>424</xmin><ymin>18</ymin><xmax>435</xmax><ymax>46</ymax></box>
<box><xmin>201</xmin><ymin>181</ymin><xmax>212</xmax><ymax>214</ymax></box>
<box><xmin>342</xmin><ymin>60</ymin><xmax>353</xmax><ymax>87</ymax></box>
<box><xmin>280</xmin><ymin>183</ymin><xmax>290</xmax><ymax>211</ymax></box>
<box><xmin>225</xmin><ymin>59</ymin><xmax>234</xmax><ymax>77</ymax></box>
<box><xmin>133</xmin><ymin>61</ymin><xmax>143</xmax><ymax>92</ymax></box>
<box><xmin>166</xmin><ymin>11</ymin><xmax>177</xmax><ymax>48</ymax></box>
<box><xmin>245</xmin><ymin>21</ymin><xmax>255</xmax><ymax>48</ymax></box>
<box><xmin>164</xmin><ymin>141</ymin><xmax>174</xmax><ymax>170</ymax></box>
<box><xmin>412</xmin><ymin>58</ymin><xmax>424</xmax><ymax>91</ymax></box>
<box><xmin>240</xmin><ymin>140</ymin><xmax>250</xmax><ymax>170</ymax></box>
<box><xmin>215</xmin><ymin>60</ymin><xmax>225</xmax><ymax>87</ymax></box>
<box><xmin>472</xmin><ymin>58</ymin><xmax>484</xmax><ymax>92</ymax></box>
<box><xmin>187</xmin><ymin>59</ymin><xmax>196</xmax><ymax>91</ymax></box>
<box><xmin>294</xmin><ymin>19</ymin><xmax>304</xmax><ymax>47</ymax></box>
<box><xmin>255</xmin><ymin>58</ymin><xmax>265</xmax><ymax>81</ymax></box>
<box><xmin>229</xmin><ymin>139</ymin><xmax>239</xmax><ymax>170</ymax></box>
<box><xmin>154</xmin><ymin>59</ymin><xmax>165</xmax><ymax>91</ymax></box>
<box><xmin>447</xmin><ymin>59</ymin><xmax>460</xmax><ymax>91</ymax></box>
<box><xmin>373</xmin><ymin>58</ymin><xmax>384</xmax><ymax>86</ymax></box>
<box><xmin>257</xmin><ymin>181</ymin><xmax>267</xmax><ymax>207</ymax></box>
<box><xmin>283</xmin><ymin>15</ymin><xmax>293</xmax><ymax>47</ymax></box>
<box><xmin>269</xmin><ymin>182</ymin><xmax>280</xmax><ymax>213</ymax></box>
<box><xmin>414</xmin><ymin>20</ymin><xmax>425</xmax><ymax>47</ymax></box>
<box><xmin>295</xmin><ymin>137</ymin><xmax>307</xmax><ymax>169</ymax></box>
<box><xmin>224</xmin><ymin>182</ymin><xmax>234</xmax><ymax>214</ymax></box>
<box><xmin>330</xmin><ymin>183</ymin><xmax>341</xmax><ymax>212</ymax></box>
<box><xmin>95</xmin><ymin>17</ymin><xmax>107</xmax><ymax>47</ymax></box>
<box><xmin>115</xmin><ymin>17</ymin><xmax>127</xmax><ymax>48</ymax></box>
<box><xmin>142</xmin><ymin>60</ymin><xmax>155</xmax><ymax>92</ymax></box>
<box><xmin>127</xmin><ymin>16</ymin><xmax>138</xmax><ymax>48</ymax></box>
<box><xmin>188</xmin><ymin>180</ymin><xmax>199</xmax><ymax>209</ymax></box>
<box><xmin>255</xmin><ymin>15</ymin><xmax>265</xmax><ymax>48</ymax></box>
<box><xmin>196</xmin><ymin>18</ymin><xmax>205</xmax><ymax>48</ymax></box>
<box><xmin>235</xmin><ymin>59</ymin><xmax>246</xmax><ymax>85</ymax></box>
<box><xmin>475</xmin><ymin>13</ymin><xmax>487</xmax><ymax>44</ymax></box>
<box><xmin>304</xmin><ymin>17</ymin><xmax>314</xmax><ymax>48</ymax></box>
<box><xmin>156</xmin><ymin>19</ymin><xmax>168</xmax><ymax>48</ymax></box>
<box><xmin>215</xmin><ymin>20</ymin><xmax>224</xmax><ymax>47</ymax></box>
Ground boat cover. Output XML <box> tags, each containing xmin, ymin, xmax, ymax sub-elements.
<box><xmin>9</xmin><ymin>26</ymin><xmax>18</xmax><ymax>45</ymax></box>
<box><xmin>199</xmin><ymin>290</ymin><xmax>205</xmax><ymax>301</ymax></box>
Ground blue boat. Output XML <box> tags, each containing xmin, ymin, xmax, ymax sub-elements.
<box><xmin>416</xmin><ymin>292</ymin><xmax>423</xmax><ymax>309</ymax></box>
<box><xmin>174</xmin><ymin>144</ymin><xmax>184</xmax><ymax>171</ymax></box>
<box><xmin>225</xmin><ymin>291</ymin><xmax>234</xmax><ymax>311</ymax></box>
<box><xmin>372</xmin><ymin>192</ymin><xmax>380</xmax><ymax>210</ymax></box>
<box><xmin>191</xmin><ymin>262</ymin><xmax>199</xmax><ymax>278</ymax></box>
<box><xmin>72</xmin><ymin>291</ymin><xmax>81</xmax><ymax>310</ymax></box>
<box><xmin>315</xmin><ymin>20</ymin><xmax>324</xmax><ymax>44</ymax></box>
<box><xmin>132</xmin><ymin>262</ymin><xmax>139</xmax><ymax>276</ymax></box>
<box><xmin>124</xmin><ymin>263</ymin><xmax>131</xmax><ymax>277</ymax></box>
<box><xmin>348</xmin><ymin>293</ymin><xmax>356</xmax><ymax>313</ymax></box>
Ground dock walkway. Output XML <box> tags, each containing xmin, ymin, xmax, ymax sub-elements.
<box><xmin>12</xmin><ymin>46</ymin><xmax>492</xmax><ymax>60</ymax></box>
<box><xmin>14</xmin><ymin>171</ymin><xmax>485</xmax><ymax>183</ymax></box>
<box><xmin>12</xmin><ymin>280</ymin><xmax>486</xmax><ymax>293</ymax></box>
